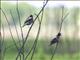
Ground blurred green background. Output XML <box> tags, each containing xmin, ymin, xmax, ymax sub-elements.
<box><xmin>1</xmin><ymin>1</ymin><xmax>80</xmax><ymax>60</ymax></box>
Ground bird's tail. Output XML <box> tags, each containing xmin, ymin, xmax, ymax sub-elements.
<box><xmin>22</xmin><ymin>24</ymin><xmax>25</xmax><ymax>27</ymax></box>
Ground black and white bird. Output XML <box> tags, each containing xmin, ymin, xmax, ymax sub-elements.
<box><xmin>22</xmin><ymin>15</ymin><xmax>33</xmax><ymax>27</ymax></box>
<box><xmin>50</xmin><ymin>32</ymin><xmax>61</xmax><ymax>45</ymax></box>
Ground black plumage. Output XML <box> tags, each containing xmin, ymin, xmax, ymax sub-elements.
<box><xmin>57</xmin><ymin>32</ymin><xmax>61</xmax><ymax>37</ymax></box>
<box><xmin>50</xmin><ymin>37</ymin><xmax>59</xmax><ymax>45</ymax></box>
<box><xmin>22</xmin><ymin>15</ymin><xmax>33</xmax><ymax>27</ymax></box>
<box><xmin>50</xmin><ymin>32</ymin><xmax>61</xmax><ymax>45</ymax></box>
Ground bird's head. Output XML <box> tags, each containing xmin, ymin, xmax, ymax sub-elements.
<box><xmin>57</xmin><ymin>32</ymin><xmax>61</xmax><ymax>37</ymax></box>
<box><xmin>30</xmin><ymin>15</ymin><xmax>33</xmax><ymax>17</ymax></box>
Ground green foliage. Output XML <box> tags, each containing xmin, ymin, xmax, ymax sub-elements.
<box><xmin>1</xmin><ymin>1</ymin><xmax>80</xmax><ymax>60</ymax></box>
<box><xmin>3</xmin><ymin>38</ymin><xmax>80</xmax><ymax>60</ymax></box>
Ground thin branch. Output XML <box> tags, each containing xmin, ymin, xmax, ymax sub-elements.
<box><xmin>25</xmin><ymin>1</ymin><xmax>45</xmax><ymax>59</ymax></box>
<box><xmin>10</xmin><ymin>10</ymin><xmax>21</xmax><ymax>47</ymax></box>
<box><xmin>34</xmin><ymin>13</ymin><xmax>41</xmax><ymax>23</ymax></box>
<box><xmin>50</xmin><ymin>43</ymin><xmax>58</xmax><ymax>60</ymax></box>
<box><xmin>25</xmin><ymin>14</ymin><xmax>42</xmax><ymax>60</ymax></box>
<box><xmin>16</xmin><ymin>0</ymin><xmax>24</xmax><ymax>60</ymax></box>
<box><xmin>16</xmin><ymin>0</ymin><xmax>48</xmax><ymax>59</ymax></box>
<box><xmin>16</xmin><ymin>53</ymin><xmax>22</xmax><ymax>60</ymax></box>
<box><xmin>30</xmin><ymin>41</ymin><xmax>37</xmax><ymax>60</ymax></box>
<box><xmin>1</xmin><ymin>24</ymin><xmax>5</xmax><ymax>60</ymax></box>
<box><xmin>0</xmin><ymin>9</ymin><xmax>19</xmax><ymax>50</ymax></box>
<box><xmin>23</xmin><ymin>0</ymin><xmax>48</xmax><ymax>45</ymax></box>
<box><xmin>5</xmin><ymin>40</ymin><xmax>21</xmax><ymax>50</ymax></box>
<box><xmin>59</xmin><ymin>7</ymin><xmax>69</xmax><ymax>33</ymax></box>
<box><xmin>16</xmin><ymin>0</ymin><xmax>24</xmax><ymax>43</ymax></box>
<box><xmin>24</xmin><ymin>23</ymin><xmax>40</xmax><ymax>60</ymax></box>
<box><xmin>0</xmin><ymin>24</ymin><xmax>3</xmax><ymax>60</ymax></box>
<box><xmin>1</xmin><ymin>24</ymin><xmax>5</xmax><ymax>48</ymax></box>
<box><xmin>59</xmin><ymin>6</ymin><xmax>64</xmax><ymax>33</ymax></box>
<box><xmin>30</xmin><ymin>9</ymin><xmax>44</xmax><ymax>60</ymax></box>
<box><xmin>10</xmin><ymin>9</ymin><xmax>22</xmax><ymax>60</ymax></box>
<box><xmin>50</xmin><ymin>6</ymin><xmax>69</xmax><ymax>60</ymax></box>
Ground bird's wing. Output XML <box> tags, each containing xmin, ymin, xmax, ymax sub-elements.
<box><xmin>25</xmin><ymin>16</ymin><xmax>33</xmax><ymax>23</ymax></box>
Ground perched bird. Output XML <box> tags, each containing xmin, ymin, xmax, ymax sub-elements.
<box><xmin>22</xmin><ymin>15</ymin><xmax>33</xmax><ymax>27</ymax></box>
<box><xmin>56</xmin><ymin>32</ymin><xmax>61</xmax><ymax>38</ymax></box>
<box><xmin>50</xmin><ymin>32</ymin><xmax>61</xmax><ymax>45</ymax></box>
<box><xmin>50</xmin><ymin>37</ymin><xmax>59</xmax><ymax>45</ymax></box>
